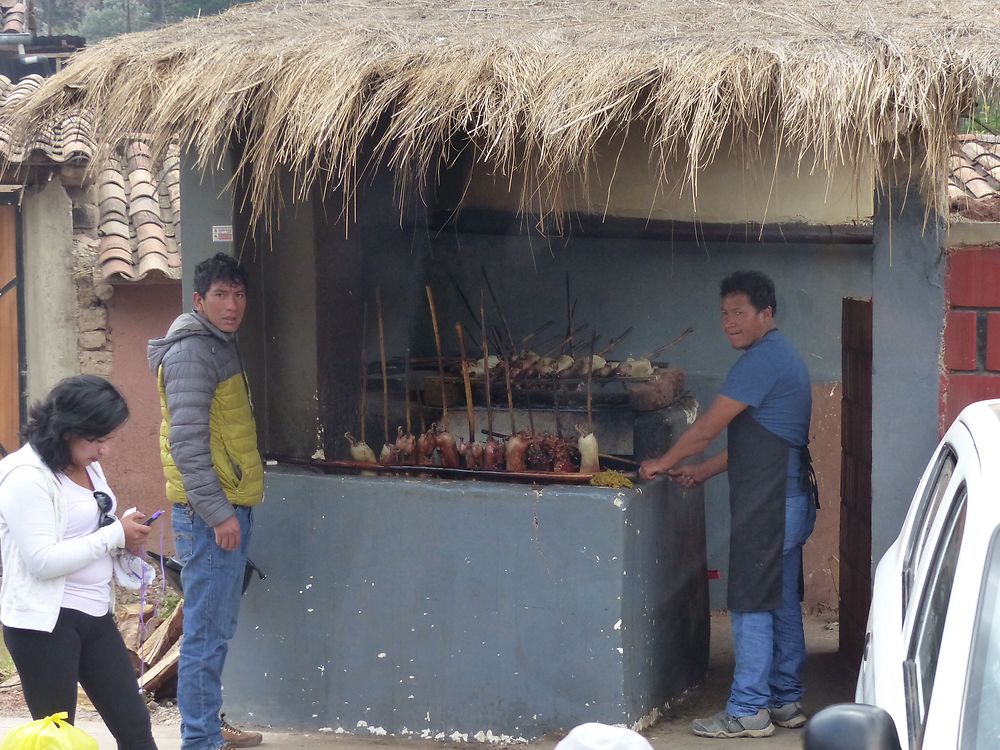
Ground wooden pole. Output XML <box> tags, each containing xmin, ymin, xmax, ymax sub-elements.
<box><xmin>564</xmin><ymin>272</ymin><xmax>573</xmax><ymax>355</ymax></box>
<box><xmin>359</xmin><ymin>301</ymin><xmax>368</xmax><ymax>446</ymax></box>
<box><xmin>586</xmin><ymin>330</ymin><xmax>597</xmax><ymax>432</ymax></box>
<box><xmin>596</xmin><ymin>325</ymin><xmax>634</xmax><ymax>358</ymax></box>
<box><xmin>404</xmin><ymin>349</ymin><xmax>412</xmax><ymax>435</ymax></box>
<box><xmin>425</xmin><ymin>285</ymin><xmax>448</xmax><ymax>427</ymax></box>
<box><xmin>520</xmin><ymin>319</ymin><xmax>555</xmax><ymax>348</ymax></box>
<box><xmin>481</xmin><ymin>291</ymin><xmax>494</xmax><ymax>438</ymax></box>
<box><xmin>456</xmin><ymin>324</ymin><xmax>476</xmax><ymax>443</ymax></box>
<box><xmin>481</xmin><ymin>266</ymin><xmax>516</xmax><ymax>354</ymax></box>
<box><xmin>504</xmin><ymin>356</ymin><xmax>517</xmax><ymax>434</ymax></box>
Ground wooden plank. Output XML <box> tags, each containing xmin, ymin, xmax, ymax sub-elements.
<box><xmin>138</xmin><ymin>600</ymin><xmax>184</xmax><ymax>667</ymax></box>
<box><xmin>139</xmin><ymin>637</ymin><xmax>181</xmax><ymax>694</ymax></box>
<box><xmin>0</xmin><ymin>205</ymin><xmax>18</xmax><ymax>455</ymax></box>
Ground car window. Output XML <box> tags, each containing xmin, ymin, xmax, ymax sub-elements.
<box><xmin>961</xmin><ymin>527</ymin><xmax>1000</xmax><ymax>750</ymax></box>
<box><xmin>904</xmin><ymin>483</ymin><xmax>967</xmax><ymax>750</ymax></box>
<box><xmin>902</xmin><ymin>447</ymin><xmax>958</xmax><ymax>616</ymax></box>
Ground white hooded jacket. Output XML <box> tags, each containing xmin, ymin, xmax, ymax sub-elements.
<box><xmin>0</xmin><ymin>444</ymin><xmax>125</xmax><ymax>631</ymax></box>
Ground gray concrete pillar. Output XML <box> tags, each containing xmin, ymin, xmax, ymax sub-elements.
<box><xmin>22</xmin><ymin>179</ymin><xmax>78</xmax><ymax>404</ymax></box>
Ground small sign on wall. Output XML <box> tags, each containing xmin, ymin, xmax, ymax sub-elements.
<box><xmin>212</xmin><ymin>225</ymin><xmax>233</xmax><ymax>242</ymax></box>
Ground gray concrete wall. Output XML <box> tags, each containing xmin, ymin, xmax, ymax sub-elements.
<box><xmin>179</xmin><ymin>151</ymin><xmax>235</xmax><ymax>301</ymax></box>
<box><xmin>225</xmin><ymin>456</ymin><xmax>707</xmax><ymax>739</ymax></box>
<box><xmin>870</xmin><ymin>185</ymin><xmax>946</xmax><ymax>567</ymax></box>
<box><xmin>21</xmin><ymin>179</ymin><xmax>78</xmax><ymax>403</ymax></box>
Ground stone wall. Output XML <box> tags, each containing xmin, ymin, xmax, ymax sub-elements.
<box><xmin>63</xmin><ymin>170</ymin><xmax>116</xmax><ymax>378</ymax></box>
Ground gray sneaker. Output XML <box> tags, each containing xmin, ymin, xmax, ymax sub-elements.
<box><xmin>691</xmin><ymin>709</ymin><xmax>775</xmax><ymax>738</ymax></box>
<box><xmin>769</xmin><ymin>701</ymin><xmax>807</xmax><ymax>728</ymax></box>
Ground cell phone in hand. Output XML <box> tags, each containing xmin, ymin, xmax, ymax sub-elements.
<box><xmin>143</xmin><ymin>510</ymin><xmax>165</xmax><ymax>526</ymax></box>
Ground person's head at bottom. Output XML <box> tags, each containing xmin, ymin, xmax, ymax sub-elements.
<box><xmin>555</xmin><ymin>723</ymin><xmax>653</xmax><ymax>750</ymax></box>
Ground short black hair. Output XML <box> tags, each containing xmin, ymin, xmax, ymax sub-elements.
<box><xmin>25</xmin><ymin>375</ymin><xmax>130</xmax><ymax>472</ymax></box>
<box><xmin>720</xmin><ymin>270</ymin><xmax>777</xmax><ymax>315</ymax></box>
<box><xmin>193</xmin><ymin>253</ymin><xmax>248</xmax><ymax>298</ymax></box>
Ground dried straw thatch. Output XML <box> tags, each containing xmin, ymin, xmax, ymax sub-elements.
<box><xmin>7</xmin><ymin>0</ymin><xmax>1000</xmax><ymax>224</ymax></box>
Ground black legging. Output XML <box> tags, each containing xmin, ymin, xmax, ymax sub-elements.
<box><xmin>4</xmin><ymin>608</ymin><xmax>158</xmax><ymax>750</ymax></box>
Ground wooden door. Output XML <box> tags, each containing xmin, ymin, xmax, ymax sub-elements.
<box><xmin>0</xmin><ymin>205</ymin><xmax>19</xmax><ymax>457</ymax></box>
<box><xmin>840</xmin><ymin>297</ymin><xmax>873</xmax><ymax>661</ymax></box>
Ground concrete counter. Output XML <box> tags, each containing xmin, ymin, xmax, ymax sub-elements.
<box><xmin>222</xmin><ymin>466</ymin><xmax>708</xmax><ymax>740</ymax></box>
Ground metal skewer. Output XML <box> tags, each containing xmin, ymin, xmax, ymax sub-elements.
<box><xmin>376</xmin><ymin>287</ymin><xmax>390</xmax><ymax>445</ymax></box>
<box><xmin>643</xmin><ymin>327</ymin><xmax>694</xmax><ymax>361</ymax></box>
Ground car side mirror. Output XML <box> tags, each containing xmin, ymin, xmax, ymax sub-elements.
<box><xmin>804</xmin><ymin>703</ymin><xmax>902</xmax><ymax>750</ymax></box>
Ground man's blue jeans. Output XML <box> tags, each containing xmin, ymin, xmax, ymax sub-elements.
<box><xmin>173</xmin><ymin>504</ymin><xmax>253</xmax><ymax>750</ymax></box>
<box><xmin>726</xmin><ymin>493</ymin><xmax>817</xmax><ymax>717</ymax></box>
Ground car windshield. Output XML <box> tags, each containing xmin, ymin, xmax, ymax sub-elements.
<box><xmin>961</xmin><ymin>527</ymin><xmax>1000</xmax><ymax>749</ymax></box>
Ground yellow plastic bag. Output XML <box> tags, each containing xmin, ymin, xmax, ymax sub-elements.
<box><xmin>0</xmin><ymin>713</ymin><xmax>98</xmax><ymax>750</ymax></box>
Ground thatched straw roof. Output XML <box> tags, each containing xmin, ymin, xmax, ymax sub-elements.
<box><xmin>7</xmin><ymin>0</ymin><xmax>1000</xmax><ymax>224</ymax></box>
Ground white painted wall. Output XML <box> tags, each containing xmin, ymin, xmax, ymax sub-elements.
<box><xmin>456</xmin><ymin>128</ymin><xmax>875</xmax><ymax>225</ymax></box>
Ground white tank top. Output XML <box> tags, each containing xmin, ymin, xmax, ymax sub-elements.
<box><xmin>57</xmin><ymin>466</ymin><xmax>115</xmax><ymax>616</ymax></box>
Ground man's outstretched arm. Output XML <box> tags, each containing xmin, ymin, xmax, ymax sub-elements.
<box><xmin>638</xmin><ymin>395</ymin><xmax>746</xmax><ymax>480</ymax></box>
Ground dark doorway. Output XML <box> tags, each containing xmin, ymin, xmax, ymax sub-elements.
<box><xmin>839</xmin><ymin>297</ymin><xmax>873</xmax><ymax>661</ymax></box>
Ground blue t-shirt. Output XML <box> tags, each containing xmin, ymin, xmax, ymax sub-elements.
<box><xmin>720</xmin><ymin>328</ymin><xmax>812</xmax><ymax>497</ymax></box>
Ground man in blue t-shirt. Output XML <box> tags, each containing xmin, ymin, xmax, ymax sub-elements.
<box><xmin>639</xmin><ymin>270</ymin><xmax>816</xmax><ymax>739</ymax></box>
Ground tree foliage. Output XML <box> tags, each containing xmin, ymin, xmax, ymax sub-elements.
<box><xmin>37</xmin><ymin>0</ymin><xmax>243</xmax><ymax>40</ymax></box>
<box><xmin>78</xmin><ymin>1</ymin><xmax>151</xmax><ymax>42</ymax></box>
<box><xmin>961</xmin><ymin>100</ymin><xmax>1000</xmax><ymax>136</ymax></box>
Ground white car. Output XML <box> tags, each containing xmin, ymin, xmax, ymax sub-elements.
<box><xmin>806</xmin><ymin>399</ymin><xmax>1000</xmax><ymax>750</ymax></box>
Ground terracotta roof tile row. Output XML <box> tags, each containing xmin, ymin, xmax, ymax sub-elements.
<box><xmin>1</xmin><ymin>2</ymin><xmax>27</xmax><ymax>33</ymax></box>
<box><xmin>949</xmin><ymin>134</ymin><xmax>1000</xmax><ymax>221</ymax></box>
<box><xmin>0</xmin><ymin>74</ymin><xmax>182</xmax><ymax>281</ymax></box>
<box><xmin>0</xmin><ymin>75</ymin><xmax>95</xmax><ymax>164</ymax></box>
<box><xmin>98</xmin><ymin>142</ymin><xmax>181</xmax><ymax>281</ymax></box>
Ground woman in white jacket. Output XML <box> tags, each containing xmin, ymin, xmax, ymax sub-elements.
<box><xmin>0</xmin><ymin>375</ymin><xmax>158</xmax><ymax>750</ymax></box>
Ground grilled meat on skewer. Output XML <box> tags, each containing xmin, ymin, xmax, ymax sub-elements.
<box><xmin>505</xmin><ymin>432</ymin><xmax>529</xmax><ymax>472</ymax></box>
<box><xmin>344</xmin><ymin>432</ymin><xmax>377</xmax><ymax>464</ymax></box>
<box><xmin>417</xmin><ymin>428</ymin><xmax>437</xmax><ymax>466</ymax></box>
<box><xmin>395</xmin><ymin>426</ymin><xmax>416</xmax><ymax>465</ymax></box>
<box><xmin>458</xmin><ymin>439</ymin><xmax>484</xmax><ymax>470</ymax></box>
<box><xmin>483</xmin><ymin>435</ymin><xmax>505</xmax><ymax>471</ymax></box>
<box><xmin>433</xmin><ymin>423</ymin><xmax>461</xmax><ymax>469</ymax></box>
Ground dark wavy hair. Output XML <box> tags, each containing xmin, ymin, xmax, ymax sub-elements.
<box><xmin>720</xmin><ymin>270</ymin><xmax>777</xmax><ymax>315</ymax></box>
<box><xmin>193</xmin><ymin>252</ymin><xmax>249</xmax><ymax>297</ymax></box>
<box><xmin>25</xmin><ymin>375</ymin><xmax>130</xmax><ymax>472</ymax></box>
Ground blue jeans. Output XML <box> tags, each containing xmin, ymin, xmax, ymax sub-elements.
<box><xmin>173</xmin><ymin>504</ymin><xmax>253</xmax><ymax>750</ymax></box>
<box><xmin>726</xmin><ymin>494</ymin><xmax>817</xmax><ymax>717</ymax></box>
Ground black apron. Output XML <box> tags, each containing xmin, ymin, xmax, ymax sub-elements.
<box><xmin>726</xmin><ymin>411</ymin><xmax>789</xmax><ymax>612</ymax></box>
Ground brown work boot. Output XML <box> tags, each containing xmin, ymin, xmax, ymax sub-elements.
<box><xmin>220</xmin><ymin>713</ymin><xmax>263</xmax><ymax>748</ymax></box>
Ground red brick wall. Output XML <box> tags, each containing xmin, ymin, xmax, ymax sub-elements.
<box><xmin>941</xmin><ymin>245</ymin><xmax>1000</xmax><ymax>430</ymax></box>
